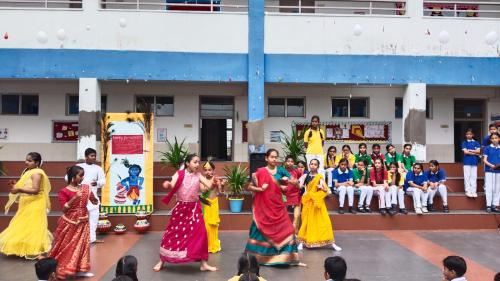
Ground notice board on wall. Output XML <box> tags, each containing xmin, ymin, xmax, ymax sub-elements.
<box><xmin>53</xmin><ymin>121</ymin><xmax>79</xmax><ymax>142</ymax></box>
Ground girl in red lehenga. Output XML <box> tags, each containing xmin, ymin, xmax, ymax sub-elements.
<box><xmin>49</xmin><ymin>165</ymin><xmax>98</xmax><ymax>279</ymax></box>
<box><xmin>153</xmin><ymin>154</ymin><xmax>217</xmax><ymax>272</ymax></box>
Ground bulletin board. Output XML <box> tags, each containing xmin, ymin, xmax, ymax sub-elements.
<box><xmin>52</xmin><ymin>121</ymin><xmax>79</xmax><ymax>142</ymax></box>
<box><xmin>294</xmin><ymin>121</ymin><xmax>391</xmax><ymax>143</ymax></box>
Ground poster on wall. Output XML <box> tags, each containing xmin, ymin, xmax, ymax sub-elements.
<box><xmin>53</xmin><ymin>121</ymin><xmax>79</xmax><ymax>142</ymax></box>
<box><xmin>294</xmin><ymin>121</ymin><xmax>391</xmax><ymax>143</ymax></box>
<box><xmin>101</xmin><ymin>113</ymin><xmax>154</xmax><ymax>214</ymax></box>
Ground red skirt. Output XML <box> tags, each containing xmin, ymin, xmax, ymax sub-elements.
<box><xmin>285</xmin><ymin>185</ymin><xmax>301</xmax><ymax>206</ymax></box>
<box><xmin>159</xmin><ymin>201</ymin><xmax>208</xmax><ymax>263</ymax></box>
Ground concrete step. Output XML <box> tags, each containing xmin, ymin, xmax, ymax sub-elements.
<box><xmin>1</xmin><ymin>210</ymin><xmax>498</xmax><ymax>232</ymax></box>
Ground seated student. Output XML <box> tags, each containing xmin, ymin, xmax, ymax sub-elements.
<box><xmin>426</xmin><ymin>160</ymin><xmax>449</xmax><ymax>213</ymax></box>
<box><xmin>228</xmin><ymin>253</ymin><xmax>266</xmax><ymax>281</ymax></box>
<box><xmin>115</xmin><ymin>255</ymin><xmax>138</xmax><ymax>281</ymax></box>
<box><xmin>442</xmin><ymin>255</ymin><xmax>467</xmax><ymax>281</ymax></box>
<box><xmin>405</xmin><ymin>163</ymin><xmax>429</xmax><ymax>215</ymax></box>
<box><xmin>353</xmin><ymin>160</ymin><xmax>372</xmax><ymax>213</ymax></box>
<box><xmin>323</xmin><ymin>256</ymin><xmax>360</xmax><ymax>281</ymax></box>
<box><xmin>332</xmin><ymin>158</ymin><xmax>356</xmax><ymax>214</ymax></box>
<box><xmin>325</xmin><ymin>146</ymin><xmax>338</xmax><ymax>188</ymax></box>
<box><xmin>387</xmin><ymin>161</ymin><xmax>407</xmax><ymax>214</ymax></box>
<box><xmin>401</xmin><ymin>144</ymin><xmax>416</xmax><ymax>173</ymax></box>
<box><xmin>335</xmin><ymin>145</ymin><xmax>356</xmax><ymax>169</ymax></box>
<box><xmin>370</xmin><ymin>158</ymin><xmax>394</xmax><ymax>215</ymax></box>
<box><xmin>370</xmin><ymin>143</ymin><xmax>385</xmax><ymax>164</ymax></box>
<box><xmin>385</xmin><ymin>144</ymin><xmax>403</xmax><ymax>170</ymax></box>
<box><xmin>35</xmin><ymin>257</ymin><xmax>58</xmax><ymax>281</ymax></box>
<box><xmin>355</xmin><ymin>143</ymin><xmax>372</xmax><ymax>168</ymax></box>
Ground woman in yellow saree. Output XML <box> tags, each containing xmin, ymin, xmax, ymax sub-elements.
<box><xmin>0</xmin><ymin>152</ymin><xmax>52</xmax><ymax>259</ymax></box>
<box><xmin>297</xmin><ymin>159</ymin><xmax>341</xmax><ymax>251</ymax></box>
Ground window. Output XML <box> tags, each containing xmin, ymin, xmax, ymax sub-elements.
<box><xmin>67</xmin><ymin>95</ymin><xmax>108</xmax><ymax>115</ymax></box>
<box><xmin>332</xmin><ymin>98</ymin><xmax>368</xmax><ymax>118</ymax></box>
<box><xmin>136</xmin><ymin>96</ymin><xmax>174</xmax><ymax>116</ymax></box>
<box><xmin>395</xmin><ymin>98</ymin><xmax>432</xmax><ymax>119</ymax></box>
<box><xmin>1</xmin><ymin>94</ymin><xmax>38</xmax><ymax>115</ymax></box>
<box><xmin>268</xmin><ymin>98</ymin><xmax>304</xmax><ymax>117</ymax></box>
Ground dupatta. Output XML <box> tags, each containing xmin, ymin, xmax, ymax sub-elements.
<box><xmin>4</xmin><ymin>168</ymin><xmax>51</xmax><ymax>214</ymax></box>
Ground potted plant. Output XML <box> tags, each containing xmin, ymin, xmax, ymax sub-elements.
<box><xmin>224</xmin><ymin>164</ymin><xmax>248</xmax><ymax>213</ymax></box>
<box><xmin>280</xmin><ymin>125</ymin><xmax>307</xmax><ymax>163</ymax></box>
<box><xmin>159</xmin><ymin>137</ymin><xmax>189</xmax><ymax>170</ymax></box>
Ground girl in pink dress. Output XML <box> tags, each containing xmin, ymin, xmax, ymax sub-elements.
<box><xmin>153</xmin><ymin>154</ymin><xmax>217</xmax><ymax>272</ymax></box>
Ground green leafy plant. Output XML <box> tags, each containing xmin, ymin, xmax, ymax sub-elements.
<box><xmin>159</xmin><ymin>137</ymin><xmax>189</xmax><ymax>170</ymax></box>
<box><xmin>224</xmin><ymin>164</ymin><xmax>248</xmax><ymax>199</ymax></box>
<box><xmin>280</xmin><ymin>125</ymin><xmax>307</xmax><ymax>163</ymax></box>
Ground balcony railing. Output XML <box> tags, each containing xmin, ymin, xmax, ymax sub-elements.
<box><xmin>423</xmin><ymin>1</ymin><xmax>500</xmax><ymax>18</ymax></box>
<box><xmin>264</xmin><ymin>0</ymin><xmax>407</xmax><ymax>16</ymax></box>
<box><xmin>99</xmin><ymin>0</ymin><xmax>248</xmax><ymax>12</ymax></box>
<box><xmin>0</xmin><ymin>0</ymin><xmax>82</xmax><ymax>9</ymax></box>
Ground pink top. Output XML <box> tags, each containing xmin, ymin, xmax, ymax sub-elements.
<box><xmin>176</xmin><ymin>171</ymin><xmax>200</xmax><ymax>202</ymax></box>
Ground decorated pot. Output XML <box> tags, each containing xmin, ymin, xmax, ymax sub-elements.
<box><xmin>99</xmin><ymin>212</ymin><xmax>108</xmax><ymax>220</ymax></box>
<box><xmin>134</xmin><ymin>219</ymin><xmax>150</xmax><ymax>234</ymax></box>
<box><xmin>97</xmin><ymin>219</ymin><xmax>112</xmax><ymax>233</ymax></box>
<box><xmin>114</xmin><ymin>223</ymin><xmax>127</xmax><ymax>235</ymax></box>
<box><xmin>135</xmin><ymin>210</ymin><xmax>150</xmax><ymax>220</ymax></box>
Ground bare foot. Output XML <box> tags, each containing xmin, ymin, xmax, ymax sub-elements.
<box><xmin>200</xmin><ymin>261</ymin><xmax>218</xmax><ymax>272</ymax></box>
<box><xmin>153</xmin><ymin>261</ymin><xmax>164</xmax><ymax>272</ymax></box>
<box><xmin>92</xmin><ymin>239</ymin><xmax>104</xmax><ymax>244</ymax></box>
<box><xmin>297</xmin><ymin>262</ymin><xmax>307</xmax><ymax>267</ymax></box>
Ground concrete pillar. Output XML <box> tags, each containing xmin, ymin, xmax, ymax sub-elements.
<box><xmin>402</xmin><ymin>83</ymin><xmax>426</xmax><ymax>162</ymax></box>
<box><xmin>77</xmin><ymin>78</ymin><xmax>101</xmax><ymax>160</ymax></box>
<box><xmin>247</xmin><ymin>0</ymin><xmax>265</xmax><ymax>154</ymax></box>
<box><xmin>406</xmin><ymin>0</ymin><xmax>423</xmax><ymax>17</ymax></box>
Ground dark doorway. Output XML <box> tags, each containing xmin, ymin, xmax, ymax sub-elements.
<box><xmin>454</xmin><ymin>99</ymin><xmax>485</xmax><ymax>162</ymax></box>
<box><xmin>200</xmin><ymin>97</ymin><xmax>234</xmax><ymax>161</ymax></box>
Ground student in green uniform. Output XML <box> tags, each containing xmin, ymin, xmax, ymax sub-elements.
<box><xmin>353</xmin><ymin>160</ymin><xmax>372</xmax><ymax>213</ymax></box>
<box><xmin>355</xmin><ymin>143</ymin><xmax>372</xmax><ymax>168</ymax></box>
<box><xmin>401</xmin><ymin>144</ymin><xmax>416</xmax><ymax>173</ymax></box>
<box><xmin>385</xmin><ymin>144</ymin><xmax>403</xmax><ymax>170</ymax></box>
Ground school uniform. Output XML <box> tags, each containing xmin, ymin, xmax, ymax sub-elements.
<box><xmin>387</xmin><ymin>171</ymin><xmax>405</xmax><ymax>209</ymax></box>
<box><xmin>335</xmin><ymin>154</ymin><xmax>356</xmax><ymax>168</ymax></box>
<box><xmin>324</xmin><ymin>154</ymin><xmax>337</xmax><ymax>188</ymax></box>
<box><xmin>370</xmin><ymin>152</ymin><xmax>385</xmax><ymax>164</ymax></box>
<box><xmin>401</xmin><ymin>153</ymin><xmax>416</xmax><ymax>172</ymax></box>
<box><xmin>370</xmin><ymin>168</ymin><xmax>390</xmax><ymax>209</ymax></box>
<box><xmin>483</xmin><ymin>144</ymin><xmax>500</xmax><ymax>208</ymax></box>
<box><xmin>353</xmin><ymin>168</ymin><xmax>372</xmax><ymax>208</ymax></box>
<box><xmin>355</xmin><ymin>153</ymin><xmax>372</xmax><ymax>167</ymax></box>
<box><xmin>332</xmin><ymin>168</ymin><xmax>355</xmax><ymax>208</ymax></box>
<box><xmin>304</xmin><ymin>128</ymin><xmax>326</xmax><ymax>171</ymax></box>
<box><xmin>482</xmin><ymin>135</ymin><xmax>492</xmax><ymax>147</ymax></box>
<box><xmin>385</xmin><ymin>152</ymin><xmax>403</xmax><ymax>169</ymax></box>
<box><xmin>462</xmin><ymin>139</ymin><xmax>481</xmax><ymax>196</ymax></box>
<box><xmin>405</xmin><ymin>172</ymin><xmax>429</xmax><ymax>210</ymax></box>
<box><xmin>425</xmin><ymin>168</ymin><xmax>448</xmax><ymax>207</ymax></box>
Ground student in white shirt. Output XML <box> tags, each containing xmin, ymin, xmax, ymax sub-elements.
<box><xmin>35</xmin><ymin>257</ymin><xmax>57</xmax><ymax>281</ymax></box>
<box><xmin>442</xmin><ymin>256</ymin><xmax>468</xmax><ymax>281</ymax></box>
<box><xmin>66</xmin><ymin>148</ymin><xmax>106</xmax><ymax>243</ymax></box>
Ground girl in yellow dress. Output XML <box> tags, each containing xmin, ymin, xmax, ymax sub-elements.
<box><xmin>0</xmin><ymin>152</ymin><xmax>52</xmax><ymax>259</ymax></box>
<box><xmin>297</xmin><ymin>159</ymin><xmax>341</xmax><ymax>251</ymax></box>
<box><xmin>201</xmin><ymin>161</ymin><xmax>224</xmax><ymax>253</ymax></box>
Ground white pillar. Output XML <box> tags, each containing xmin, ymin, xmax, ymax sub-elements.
<box><xmin>406</xmin><ymin>0</ymin><xmax>423</xmax><ymax>17</ymax></box>
<box><xmin>77</xmin><ymin>78</ymin><xmax>101</xmax><ymax>161</ymax></box>
<box><xmin>402</xmin><ymin>83</ymin><xmax>426</xmax><ymax>162</ymax></box>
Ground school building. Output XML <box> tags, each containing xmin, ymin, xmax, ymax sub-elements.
<box><xmin>0</xmin><ymin>0</ymin><xmax>500</xmax><ymax>164</ymax></box>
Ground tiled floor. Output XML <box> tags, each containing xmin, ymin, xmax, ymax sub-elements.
<box><xmin>1</xmin><ymin>230</ymin><xmax>499</xmax><ymax>281</ymax></box>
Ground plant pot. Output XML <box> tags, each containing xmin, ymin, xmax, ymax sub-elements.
<box><xmin>228</xmin><ymin>197</ymin><xmax>244</xmax><ymax>213</ymax></box>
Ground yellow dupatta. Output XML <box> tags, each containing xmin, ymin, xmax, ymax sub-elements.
<box><xmin>301</xmin><ymin>173</ymin><xmax>328</xmax><ymax>208</ymax></box>
<box><xmin>4</xmin><ymin>168</ymin><xmax>51</xmax><ymax>214</ymax></box>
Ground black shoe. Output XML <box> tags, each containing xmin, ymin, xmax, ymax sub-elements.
<box><xmin>399</xmin><ymin>208</ymin><xmax>408</xmax><ymax>215</ymax></box>
<box><xmin>427</xmin><ymin>205</ymin><xmax>435</xmax><ymax>212</ymax></box>
<box><xmin>357</xmin><ymin>206</ymin><xmax>365</xmax><ymax>213</ymax></box>
<box><xmin>492</xmin><ymin>207</ymin><xmax>500</xmax><ymax>213</ymax></box>
<box><xmin>338</xmin><ymin>207</ymin><xmax>345</xmax><ymax>214</ymax></box>
<box><xmin>365</xmin><ymin>206</ymin><xmax>372</xmax><ymax>213</ymax></box>
<box><xmin>443</xmin><ymin>205</ymin><xmax>449</xmax><ymax>213</ymax></box>
<box><xmin>380</xmin><ymin>208</ymin><xmax>387</xmax><ymax>215</ymax></box>
<box><xmin>391</xmin><ymin>204</ymin><xmax>397</xmax><ymax>210</ymax></box>
<box><xmin>388</xmin><ymin>208</ymin><xmax>397</xmax><ymax>216</ymax></box>
<box><xmin>486</xmin><ymin>207</ymin><xmax>492</xmax><ymax>213</ymax></box>
<box><xmin>349</xmin><ymin>207</ymin><xmax>357</xmax><ymax>214</ymax></box>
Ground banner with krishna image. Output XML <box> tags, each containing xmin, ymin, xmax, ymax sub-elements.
<box><xmin>101</xmin><ymin>113</ymin><xmax>154</xmax><ymax>214</ymax></box>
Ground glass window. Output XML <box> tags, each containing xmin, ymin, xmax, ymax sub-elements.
<box><xmin>101</xmin><ymin>95</ymin><xmax>107</xmax><ymax>113</ymax></box>
<box><xmin>426</xmin><ymin>98</ymin><xmax>432</xmax><ymax>119</ymax></box>
<box><xmin>454</xmin><ymin>99</ymin><xmax>484</xmax><ymax>119</ymax></box>
<box><xmin>395</xmin><ymin>98</ymin><xmax>403</xmax><ymax>118</ymax></box>
<box><xmin>156</xmin><ymin>96</ymin><xmax>174</xmax><ymax>116</ymax></box>
<box><xmin>21</xmin><ymin>95</ymin><xmax>38</xmax><ymax>115</ymax></box>
<box><xmin>332</xmin><ymin>98</ymin><xmax>348</xmax><ymax>117</ymax></box>
<box><xmin>1</xmin><ymin>95</ymin><xmax>20</xmax><ymax>114</ymax></box>
<box><xmin>67</xmin><ymin>95</ymin><xmax>79</xmax><ymax>115</ymax></box>
<box><xmin>136</xmin><ymin>96</ymin><xmax>154</xmax><ymax>113</ymax></box>
<box><xmin>268</xmin><ymin>98</ymin><xmax>285</xmax><ymax>117</ymax></box>
<box><xmin>287</xmin><ymin>98</ymin><xmax>305</xmax><ymax>117</ymax></box>
<box><xmin>350</xmin><ymin>98</ymin><xmax>368</xmax><ymax>117</ymax></box>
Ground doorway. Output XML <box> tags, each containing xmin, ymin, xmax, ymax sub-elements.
<box><xmin>200</xmin><ymin>96</ymin><xmax>234</xmax><ymax>161</ymax></box>
<box><xmin>454</xmin><ymin>99</ymin><xmax>485</xmax><ymax>162</ymax></box>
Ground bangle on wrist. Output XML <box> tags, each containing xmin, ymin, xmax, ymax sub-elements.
<box><xmin>64</xmin><ymin>203</ymin><xmax>70</xmax><ymax>209</ymax></box>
